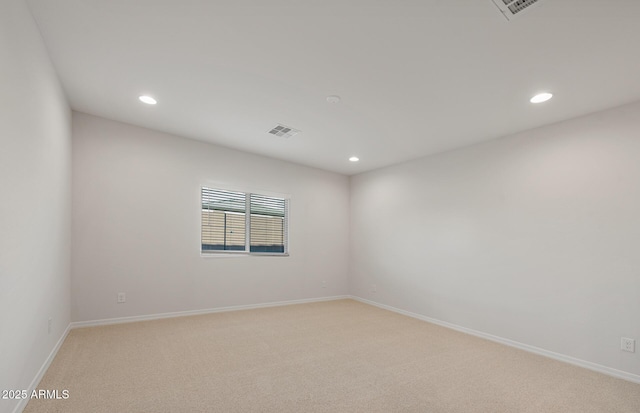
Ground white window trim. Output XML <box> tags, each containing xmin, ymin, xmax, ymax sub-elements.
<box><xmin>199</xmin><ymin>184</ymin><xmax>290</xmax><ymax>258</ymax></box>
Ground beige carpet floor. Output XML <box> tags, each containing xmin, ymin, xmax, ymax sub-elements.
<box><xmin>24</xmin><ymin>299</ymin><xmax>640</xmax><ymax>412</ymax></box>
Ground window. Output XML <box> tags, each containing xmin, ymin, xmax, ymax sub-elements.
<box><xmin>201</xmin><ymin>189</ymin><xmax>246</xmax><ymax>251</ymax></box>
<box><xmin>201</xmin><ymin>187</ymin><xmax>288</xmax><ymax>255</ymax></box>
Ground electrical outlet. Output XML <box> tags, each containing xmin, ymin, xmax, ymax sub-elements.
<box><xmin>372</xmin><ymin>284</ymin><xmax>377</xmax><ymax>293</ymax></box>
<box><xmin>48</xmin><ymin>318</ymin><xmax>52</xmax><ymax>334</ymax></box>
<box><xmin>322</xmin><ymin>281</ymin><xmax>327</xmax><ymax>288</ymax></box>
<box><xmin>621</xmin><ymin>337</ymin><xmax>635</xmax><ymax>353</ymax></box>
<box><xmin>117</xmin><ymin>292</ymin><xmax>126</xmax><ymax>303</ymax></box>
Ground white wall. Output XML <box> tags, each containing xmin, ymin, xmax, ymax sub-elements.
<box><xmin>350</xmin><ymin>101</ymin><xmax>640</xmax><ymax>377</ymax></box>
<box><xmin>71</xmin><ymin>112</ymin><xmax>349</xmax><ymax>322</ymax></box>
<box><xmin>0</xmin><ymin>1</ymin><xmax>71</xmax><ymax>412</ymax></box>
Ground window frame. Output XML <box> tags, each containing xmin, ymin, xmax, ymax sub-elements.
<box><xmin>200</xmin><ymin>185</ymin><xmax>290</xmax><ymax>257</ymax></box>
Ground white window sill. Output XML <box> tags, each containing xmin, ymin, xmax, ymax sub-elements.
<box><xmin>200</xmin><ymin>252</ymin><xmax>289</xmax><ymax>258</ymax></box>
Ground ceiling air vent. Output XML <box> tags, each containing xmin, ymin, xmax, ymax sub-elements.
<box><xmin>492</xmin><ymin>0</ymin><xmax>543</xmax><ymax>20</ymax></box>
<box><xmin>268</xmin><ymin>124</ymin><xmax>300</xmax><ymax>139</ymax></box>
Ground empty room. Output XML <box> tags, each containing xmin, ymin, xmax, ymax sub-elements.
<box><xmin>2</xmin><ymin>0</ymin><xmax>640</xmax><ymax>412</ymax></box>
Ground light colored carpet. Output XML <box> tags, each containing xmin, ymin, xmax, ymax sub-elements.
<box><xmin>24</xmin><ymin>299</ymin><xmax>640</xmax><ymax>412</ymax></box>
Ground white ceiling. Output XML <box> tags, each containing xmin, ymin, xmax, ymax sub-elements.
<box><xmin>27</xmin><ymin>0</ymin><xmax>640</xmax><ymax>175</ymax></box>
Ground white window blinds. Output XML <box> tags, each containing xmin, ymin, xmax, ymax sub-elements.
<box><xmin>201</xmin><ymin>188</ymin><xmax>246</xmax><ymax>251</ymax></box>
<box><xmin>250</xmin><ymin>193</ymin><xmax>287</xmax><ymax>253</ymax></box>
<box><xmin>201</xmin><ymin>187</ymin><xmax>288</xmax><ymax>255</ymax></box>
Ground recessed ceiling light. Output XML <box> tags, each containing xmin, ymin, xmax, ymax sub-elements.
<box><xmin>530</xmin><ymin>92</ymin><xmax>553</xmax><ymax>104</ymax></box>
<box><xmin>326</xmin><ymin>95</ymin><xmax>341</xmax><ymax>104</ymax></box>
<box><xmin>139</xmin><ymin>95</ymin><xmax>157</xmax><ymax>105</ymax></box>
<box><xmin>349</xmin><ymin>156</ymin><xmax>360</xmax><ymax>162</ymax></box>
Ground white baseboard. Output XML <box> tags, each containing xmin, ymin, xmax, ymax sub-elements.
<box><xmin>12</xmin><ymin>324</ymin><xmax>72</xmax><ymax>413</ymax></box>
<box><xmin>70</xmin><ymin>295</ymin><xmax>351</xmax><ymax>328</ymax></box>
<box><xmin>350</xmin><ymin>295</ymin><xmax>640</xmax><ymax>385</ymax></box>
